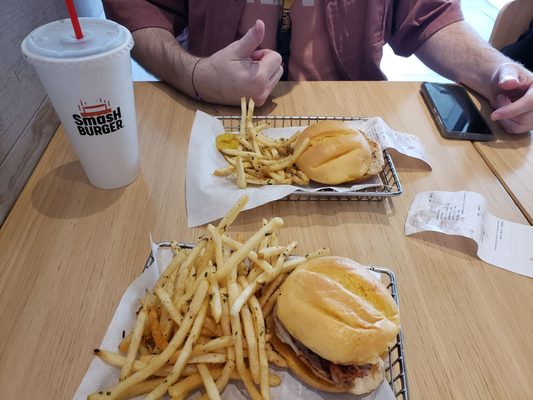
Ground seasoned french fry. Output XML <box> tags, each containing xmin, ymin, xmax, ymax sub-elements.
<box><xmin>213</xmin><ymin>166</ymin><xmax>234</xmax><ymax>176</ymax></box>
<box><xmin>240</xmin><ymin>97</ymin><xmax>246</xmax><ymax>136</ymax></box>
<box><xmin>210</xmin><ymin>288</ymin><xmax>237</xmax><ymax>397</ymax></box>
<box><xmin>197</xmin><ymin>363</ymin><xmax>222</xmax><ymax>400</ymax></box>
<box><xmin>168</xmin><ymin>368</ymin><xmax>222</xmax><ymax>399</ymax></box>
<box><xmin>221</xmin><ymin>235</ymin><xmax>274</xmax><ymax>275</ymax></box>
<box><xmin>277</xmin><ymin>247</ymin><xmax>330</xmax><ymax>276</ymax></box>
<box><xmin>236</xmin><ymin>135</ymin><xmax>253</xmax><ymax>151</ymax></box>
<box><xmin>174</xmin><ymin>240</ymin><xmax>207</xmax><ymax>300</ymax></box>
<box><xmin>238</xmin><ymin>291</ymin><xmax>260</xmax><ymax>384</ymax></box>
<box><xmin>266</xmin><ymin>344</ymin><xmax>288</xmax><ymax>368</ymax></box>
<box><xmin>259</xmin><ymin>273</ymin><xmax>287</xmax><ymax>308</ymax></box>
<box><xmin>149</xmin><ymin>307</ymin><xmax>169</xmax><ymax>351</ymax></box>
<box><xmin>191</xmin><ymin>336</ymin><xmax>233</xmax><ymax>355</ymax></box>
<box><xmin>206</xmin><ymin>227</ymin><xmax>224</xmax><ymax>323</ymax></box>
<box><xmin>155</xmin><ymin>286</ymin><xmax>183</xmax><ymax>326</ymax></box>
<box><xmin>246</xmin><ymin>98</ymin><xmax>255</xmax><ymax>125</ymax></box>
<box><xmin>188</xmin><ymin>353</ymin><xmax>227</xmax><ymax>364</ymax></box>
<box><xmin>155</xmin><ymin>249</ymin><xmax>188</xmax><ymax>292</ymax></box>
<box><xmin>118</xmin><ymin>332</ymin><xmax>132</xmax><ymax>353</ymax></box>
<box><xmin>117</xmin><ymin>378</ymin><xmax>165</xmax><ymax>400</ymax></box>
<box><xmin>216</xmin><ymin>195</ymin><xmax>248</xmax><ymax>233</ymax></box>
<box><xmin>227</xmin><ymin>272</ymin><xmax>262</xmax><ymax>400</ymax></box>
<box><xmin>244</xmin><ymin>283</ymin><xmax>271</xmax><ymax>400</ymax></box>
<box><xmin>145</xmin><ymin>300</ymin><xmax>209</xmax><ymax>399</ymax></box>
<box><xmin>120</xmin><ymin>307</ymin><xmax>147</xmax><ymax>380</ymax></box>
<box><xmin>219</xmin><ymin>148</ymin><xmax>264</xmax><ymax>158</ymax></box>
<box><xmin>262</xmin><ymin>287</ymin><xmax>282</xmax><ymax>318</ymax></box>
<box><xmin>269</xmin><ymin>373</ymin><xmax>281</xmax><ymax>387</ymax></box>
<box><xmin>96</xmin><ymin>349</ymin><xmax>174</xmax><ymax>377</ymax></box>
<box><xmin>216</xmin><ymin>217</ymin><xmax>284</xmax><ymax>281</ymax></box>
<box><xmin>258</xmin><ymin>246</ymin><xmax>285</xmax><ymax>259</ymax></box>
<box><xmin>203</xmin><ymin>315</ymin><xmax>223</xmax><ymax>337</ymax></box>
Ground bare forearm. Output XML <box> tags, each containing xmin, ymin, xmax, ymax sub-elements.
<box><xmin>130</xmin><ymin>21</ymin><xmax>283</xmax><ymax>106</ymax></box>
<box><xmin>131</xmin><ymin>28</ymin><xmax>198</xmax><ymax>98</ymax></box>
<box><xmin>416</xmin><ymin>21</ymin><xmax>513</xmax><ymax>102</ymax></box>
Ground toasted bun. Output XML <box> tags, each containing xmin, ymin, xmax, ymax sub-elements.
<box><xmin>294</xmin><ymin>121</ymin><xmax>384</xmax><ymax>185</ymax></box>
<box><xmin>270</xmin><ymin>330</ymin><xmax>385</xmax><ymax>395</ymax></box>
<box><xmin>276</xmin><ymin>256</ymin><xmax>400</xmax><ymax>365</ymax></box>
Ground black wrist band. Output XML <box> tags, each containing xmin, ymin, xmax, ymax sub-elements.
<box><xmin>191</xmin><ymin>58</ymin><xmax>203</xmax><ymax>101</ymax></box>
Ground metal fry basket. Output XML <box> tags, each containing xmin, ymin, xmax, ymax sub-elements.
<box><xmin>216</xmin><ymin>115</ymin><xmax>403</xmax><ymax>201</ymax></box>
<box><xmin>145</xmin><ymin>244</ymin><xmax>409</xmax><ymax>400</ymax></box>
<box><xmin>369</xmin><ymin>266</ymin><xmax>410</xmax><ymax>400</ymax></box>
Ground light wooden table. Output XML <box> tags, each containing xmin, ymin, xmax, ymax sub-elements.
<box><xmin>474</xmin><ymin>131</ymin><xmax>533</xmax><ymax>224</ymax></box>
<box><xmin>464</xmin><ymin>92</ymin><xmax>533</xmax><ymax>224</ymax></box>
<box><xmin>0</xmin><ymin>82</ymin><xmax>532</xmax><ymax>400</ymax></box>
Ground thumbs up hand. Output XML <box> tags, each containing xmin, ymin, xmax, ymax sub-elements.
<box><xmin>194</xmin><ymin>20</ymin><xmax>284</xmax><ymax>106</ymax></box>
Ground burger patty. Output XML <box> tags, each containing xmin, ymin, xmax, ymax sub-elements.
<box><xmin>273</xmin><ymin>312</ymin><xmax>375</xmax><ymax>386</ymax></box>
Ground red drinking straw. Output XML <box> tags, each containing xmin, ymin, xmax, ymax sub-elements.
<box><xmin>65</xmin><ymin>0</ymin><xmax>84</xmax><ymax>39</ymax></box>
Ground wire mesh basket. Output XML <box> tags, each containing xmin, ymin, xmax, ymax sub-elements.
<box><xmin>216</xmin><ymin>115</ymin><xmax>402</xmax><ymax>201</ymax></box>
<box><xmin>145</xmin><ymin>244</ymin><xmax>409</xmax><ymax>400</ymax></box>
<box><xmin>368</xmin><ymin>266</ymin><xmax>410</xmax><ymax>400</ymax></box>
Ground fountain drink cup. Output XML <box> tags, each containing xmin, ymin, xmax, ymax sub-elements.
<box><xmin>22</xmin><ymin>18</ymin><xmax>140</xmax><ymax>189</ymax></box>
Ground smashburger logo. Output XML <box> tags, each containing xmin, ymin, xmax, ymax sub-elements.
<box><xmin>73</xmin><ymin>99</ymin><xmax>124</xmax><ymax>135</ymax></box>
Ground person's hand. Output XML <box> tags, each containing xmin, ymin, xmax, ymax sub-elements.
<box><xmin>194</xmin><ymin>20</ymin><xmax>283</xmax><ymax>106</ymax></box>
<box><xmin>490</xmin><ymin>63</ymin><xmax>533</xmax><ymax>134</ymax></box>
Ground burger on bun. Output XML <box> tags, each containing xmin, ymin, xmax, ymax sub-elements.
<box><xmin>271</xmin><ymin>256</ymin><xmax>400</xmax><ymax>395</ymax></box>
<box><xmin>294</xmin><ymin>121</ymin><xmax>384</xmax><ymax>185</ymax></box>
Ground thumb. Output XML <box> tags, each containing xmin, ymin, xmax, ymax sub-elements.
<box><xmin>497</xmin><ymin>63</ymin><xmax>520</xmax><ymax>91</ymax></box>
<box><xmin>233</xmin><ymin>20</ymin><xmax>265</xmax><ymax>58</ymax></box>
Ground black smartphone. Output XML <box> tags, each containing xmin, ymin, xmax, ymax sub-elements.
<box><xmin>420</xmin><ymin>82</ymin><xmax>493</xmax><ymax>141</ymax></box>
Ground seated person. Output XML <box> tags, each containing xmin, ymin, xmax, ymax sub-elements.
<box><xmin>103</xmin><ymin>0</ymin><xmax>533</xmax><ymax>134</ymax></box>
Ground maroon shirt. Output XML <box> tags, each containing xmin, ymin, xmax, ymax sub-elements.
<box><xmin>103</xmin><ymin>0</ymin><xmax>463</xmax><ymax>80</ymax></box>
<box><xmin>238</xmin><ymin>2</ymin><xmax>340</xmax><ymax>81</ymax></box>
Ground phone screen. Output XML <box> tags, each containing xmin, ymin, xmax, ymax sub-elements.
<box><xmin>422</xmin><ymin>83</ymin><xmax>491</xmax><ymax>135</ymax></box>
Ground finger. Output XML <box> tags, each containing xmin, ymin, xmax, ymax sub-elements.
<box><xmin>251</xmin><ymin>67</ymin><xmax>281</xmax><ymax>106</ymax></box>
<box><xmin>253</xmin><ymin>66</ymin><xmax>284</xmax><ymax>106</ymax></box>
<box><xmin>233</xmin><ymin>20</ymin><xmax>265</xmax><ymax>58</ymax></box>
<box><xmin>269</xmin><ymin>65</ymin><xmax>284</xmax><ymax>83</ymax></box>
<box><xmin>495</xmin><ymin>94</ymin><xmax>511</xmax><ymax>109</ymax></box>
<box><xmin>507</xmin><ymin>109</ymin><xmax>533</xmax><ymax>127</ymax></box>
<box><xmin>491</xmin><ymin>86</ymin><xmax>533</xmax><ymax>120</ymax></box>
<box><xmin>257</xmin><ymin>50</ymin><xmax>282</xmax><ymax>77</ymax></box>
<box><xmin>251</xmin><ymin>49</ymin><xmax>267</xmax><ymax>61</ymax></box>
<box><xmin>497</xmin><ymin>64</ymin><xmax>521</xmax><ymax>91</ymax></box>
<box><xmin>497</xmin><ymin>117</ymin><xmax>532</xmax><ymax>134</ymax></box>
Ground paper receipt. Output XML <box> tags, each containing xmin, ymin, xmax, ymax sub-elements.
<box><xmin>405</xmin><ymin>191</ymin><xmax>533</xmax><ymax>278</ymax></box>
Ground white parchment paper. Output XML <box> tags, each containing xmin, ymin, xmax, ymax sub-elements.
<box><xmin>186</xmin><ymin>111</ymin><xmax>430</xmax><ymax>227</ymax></box>
<box><xmin>405</xmin><ymin>191</ymin><xmax>533</xmax><ymax>277</ymax></box>
<box><xmin>74</xmin><ymin>244</ymin><xmax>397</xmax><ymax>400</ymax></box>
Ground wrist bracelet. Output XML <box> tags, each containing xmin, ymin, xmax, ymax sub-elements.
<box><xmin>191</xmin><ymin>58</ymin><xmax>203</xmax><ymax>101</ymax></box>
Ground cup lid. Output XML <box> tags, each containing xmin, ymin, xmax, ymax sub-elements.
<box><xmin>22</xmin><ymin>18</ymin><xmax>129</xmax><ymax>60</ymax></box>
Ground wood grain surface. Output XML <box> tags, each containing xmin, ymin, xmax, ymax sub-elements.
<box><xmin>474</xmin><ymin>131</ymin><xmax>533</xmax><ymax>224</ymax></box>
<box><xmin>0</xmin><ymin>82</ymin><xmax>532</xmax><ymax>400</ymax></box>
<box><xmin>454</xmin><ymin>91</ymin><xmax>533</xmax><ymax>225</ymax></box>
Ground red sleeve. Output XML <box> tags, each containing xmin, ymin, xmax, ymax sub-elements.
<box><xmin>388</xmin><ymin>0</ymin><xmax>464</xmax><ymax>56</ymax></box>
<box><xmin>102</xmin><ymin>0</ymin><xmax>188</xmax><ymax>36</ymax></box>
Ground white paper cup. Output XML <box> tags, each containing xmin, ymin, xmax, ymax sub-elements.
<box><xmin>21</xmin><ymin>18</ymin><xmax>140</xmax><ymax>189</ymax></box>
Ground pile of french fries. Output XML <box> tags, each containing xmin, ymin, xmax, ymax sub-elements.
<box><xmin>89</xmin><ymin>195</ymin><xmax>329</xmax><ymax>400</ymax></box>
<box><xmin>214</xmin><ymin>98</ymin><xmax>311</xmax><ymax>188</ymax></box>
